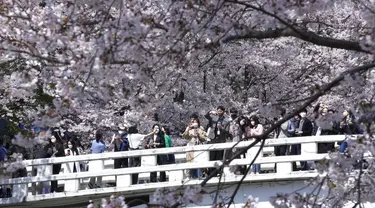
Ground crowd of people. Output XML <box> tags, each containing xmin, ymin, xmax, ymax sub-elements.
<box><xmin>0</xmin><ymin>103</ymin><xmax>362</xmax><ymax>198</ymax></box>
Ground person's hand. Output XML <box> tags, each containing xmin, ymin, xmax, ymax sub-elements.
<box><xmin>295</xmin><ymin>131</ymin><xmax>303</xmax><ymax>135</ymax></box>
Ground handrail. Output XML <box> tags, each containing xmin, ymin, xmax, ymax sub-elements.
<box><xmin>0</xmin><ymin>154</ymin><xmax>330</xmax><ymax>185</ymax></box>
<box><xmin>21</xmin><ymin>135</ymin><xmax>348</xmax><ymax>166</ymax></box>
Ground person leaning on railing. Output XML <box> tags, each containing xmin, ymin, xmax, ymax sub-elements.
<box><xmin>88</xmin><ymin>131</ymin><xmax>106</xmax><ymax>189</ymax></box>
<box><xmin>144</xmin><ymin>124</ymin><xmax>168</xmax><ymax>183</ymax></box>
<box><xmin>127</xmin><ymin>126</ymin><xmax>153</xmax><ymax>185</ymax></box>
<box><xmin>248</xmin><ymin>115</ymin><xmax>264</xmax><ymax>175</ymax></box>
<box><xmin>162</xmin><ymin>126</ymin><xmax>175</xmax><ymax>164</ymax></box>
<box><xmin>182</xmin><ymin>116</ymin><xmax>210</xmax><ymax>179</ymax></box>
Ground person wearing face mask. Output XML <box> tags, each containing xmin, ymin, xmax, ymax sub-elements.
<box><xmin>48</xmin><ymin>133</ymin><xmax>65</xmax><ymax>193</ymax></box>
<box><xmin>64</xmin><ymin>140</ymin><xmax>81</xmax><ymax>191</ymax></box>
<box><xmin>183</xmin><ymin>116</ymin><xmax>210</xmax><ymax>179</ymax></box>
<box><xmin>205</xmin><ymin>106</ymin><xmax>230</xmax><ymax>176</ymax></box>
<box><xmin>248</xmin><ymin>115</ymin><xmax>264</xmax><ymax>175</ymax></box>
<box><xmin>145</xmin><ymin>124</ymin><xmax>167</xmax><ymax>182</ymax></box>
<box><xmin>230</xmin><ymin>115</ymin><xmax>249</xmax><ymax>175</ymax></box>
<box><xmin>292</xmin><ymin>109</ymin><xmax>313</xmax><ymax>171</ymax></box>
<box><xmin>110</xmin><ymin>125</ymin><xmax>129</xmax><ymax>170</ymax></box>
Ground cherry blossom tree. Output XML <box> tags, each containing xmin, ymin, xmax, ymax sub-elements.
<box><xmin>1</xmin><ymin>0</ymin><xmax>375</xmax><ymax>207</ymax></box>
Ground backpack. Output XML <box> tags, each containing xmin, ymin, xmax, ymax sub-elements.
<box><xmin>120</xmin><ymin>135</ymin><xmax>129</xmax><ymax>151</ymax></box>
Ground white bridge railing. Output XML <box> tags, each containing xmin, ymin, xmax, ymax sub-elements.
<box><xmin>0</xmin><ymin>135</ymin><xmax>351</xmax><ymax>206</ymax></box>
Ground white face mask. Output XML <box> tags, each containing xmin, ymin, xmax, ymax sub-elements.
<box><xmin>300</xmin><ymin>112</ymin><xmax>307</xmax><ymax>118</ymax></box>
<box><xmin>68</xmin><ymin>144</ymin><xmax>73</xmax><ymax>149</ymax></box>
<box><xmin>250</xmin><ymin>121</ymin><xmax>256</xmax><ymax>126</ymax></box>
<box><xmin>192</xmin><ymin>123</ymin><xmax>199</xmax><ymax>128</ymax></box>
<box><xmin>240</xmin><ymin>120</ymin><xmax>245</xmax><ymax>126</ymax></box>
<box><xmin>51</xmin><ymin>136</ymin><xmax>57</xmax><ymax>143</ymax></box>
<box><xmin>119</xmin><ymin>130</ymin><xmax>124</xmax><ymax>135</ymax></box>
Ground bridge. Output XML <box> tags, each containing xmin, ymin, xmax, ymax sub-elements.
<box><xmin>0</xmin><ymin>135</ymin><xmax>359</xmax><ymax>207</ymax></box>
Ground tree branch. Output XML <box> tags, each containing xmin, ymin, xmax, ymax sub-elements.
<box><xmin>223</xmin><ymin>0</ymin><xmax>369</xmax><ymax>53</ymax></box>
<box><xmin>222</xmin><ymin>27</ymin><xmax>368</xmax><ymax>53</ymax></box>
<box><xmin>226</xmin><ymin>138</ymin><xmax>266</xmax><ymax>207</ymax></box>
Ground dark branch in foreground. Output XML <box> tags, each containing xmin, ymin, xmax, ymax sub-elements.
<box><xmin>222</xmin><ymin>27</ymin><xmax>368</xmax><ymax>53</ymax></box>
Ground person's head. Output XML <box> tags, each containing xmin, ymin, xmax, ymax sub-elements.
<box><xmin>118</xmin><ymin>124</ymin><xmax>127</xmax><ymax>135</ymax></box>
<box><xmin>50</xmin><ymin>135</ymin><xmax>57</xmax><ymax>143</ymax></box>
<box><xmin>190</xmin><ymin>118</ymin><xmax>200</xmax><ymax>128</ymax></box>
<box><xmin>216</xmin><ymin>106</ymin><xmax>225</xmax><ymax>117</ymax></box>
<box><xmin>162</xmin><ymin>126</ymin><xmax>170</xmax><ymax>135</ymax></box>
<box><xmin>249</xmin><ymin>115</ymin><xmax>259</xmax><ymax>127</ymax></box>
<box><xmin>321</xmin><ymin>108</ymin><xmax>328</xmax><ymax>116</ymax></box>
<box><xmin>152</xmin><ymin>124</ymin><xmax>160</xmax><ymax>135</ymax></box>
<box><xmin>114</xmin><ymin>132</ymin><xmax>121</xmax><ymax>139</ymax></box>
<box><xmin>67</xmin><ymin>140</ymin><xmax>73</xmax><ymax>149</ymax></box>
<box><xmin>299</xmin><ymin>109</ymin><xmax>308</xmax><ymax>118</ymax></box>
<box><xmin>230</xmin><ymin>108</ymin><xmax>238</xmax><ymax>120</ymax></box>
<box><xmin>238</xmin><ymin>116</ymin><xmax>248</xmax><ymax>126</ymax></box>
<box><xmin>128</xmin><ymin>126</ymin><xmax>138</xmax><ymax>134</ymax></box>
<box><xmin>95</xmin><ymin>131</ymin><xmax>103</xmax><ymax>142</ymax></box>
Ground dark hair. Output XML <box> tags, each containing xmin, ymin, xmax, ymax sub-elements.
<box><xmin>95</xmin><ymin>131</ymin><xmax>103</xmax><ymax>142</ymax></box>
<box><xmin>128</xmin><ymin>126</ymin><xmax>138</xmax><ymax>134</ymax></box>
<box><xmin>230</xmin><ymin>108</ymin><xmax>238</xmax><ymax>114</ymax></box>
<box><xmin>279</xmin><ymin>108</ymin><xmax>286</xmax><ymax>117</ymax></box>
<box><xmin>152</xmin><ymin>124</ymin><xmax>160</xmax><ymax>130</ymax></box>
<box><xmin>250</xmin><ymin>115</ymin><xmax>260</xmax><ymax>126</ymax></box>
<box><xmin>328</xmin><ymin>109</ymin><xmax>336</xmax><ymax>113</ymax></box>
<box><xmin>301</xmin><ymin>108</ymin><xmax>308</xmax><ymax>113</ymax></box>
<box><xmin>67</xmin><ymin>140</ymin><xmax>79</xmax><ymax>155</ymax></box>
<box><xmin>190</xmin><ymin>113</ymin><xmax>199</xmax><ymax>119</ymax></box>
<box><xmin>217</xmin><ymin>106</ymin><xmax>225</xmax><ymax>111</ymax></box>
<box><xmin>237</xmin><ymin>116</ymin><xmax>249</xmax><ymax>132</ymax></box>
<box><xmin>162</xmin><ymin>126</ymin><xmax>171</xmax><ymax>135</ymax></box>
<box><xmin>152</xmin><ymin>124</ymin><xmax>164</xmax><ymax>140</ymax></box>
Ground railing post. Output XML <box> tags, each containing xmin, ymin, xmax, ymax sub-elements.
<box><xmin>194</xmin><ymin>148</ymin><xmax>209</xmax><ymax>179</ymax></box>
<box><xmin>141</xmin><ymin>153</ymin><xmax>157</xmax><ymax>183</ymax></box>
<box><xmin>246</xmin><ymin>140</ymin><xmax>263</xmax><ymax>174</ymax></box>
<box><xmin>223</xmin><ymin>148</ymin><xmax>235</xmax><ymax>177</ymax></box>
<box><xmin>168</xmin><ymin>153</ymin><xmax>183</xmax><ymax>182</ymax></box>
<box><xmin>35</xmin><ymin>164</ymin><xmax>52</xmax><ymax>194</ymax></box>
<box><xmin>88</xmin><ymin>159</ymin><xmax>104</xmax><ymax>188</ymax></box>
<box><xmin>301</xmin><ymin>138</ymin><xmax>318</xmax><ymax>169</ymax></box>
<box><xmin>64</xmin><ymin>160</ymin><xmax>80</xmax><ymax>192</ymax></box>
<box><xmin>276</xmin><ymin>147</ymin><xmax>292</xmax><ymax>175</ymax></box>
<box><xmin>12</xmin><ymin>155</ymin><xmax>28</xmax><ymax>200</ymax></box>
<box><xmin>116</xmin><ymin>156</ymin><xmax>131</xmax><ymax>187</ymax></box>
